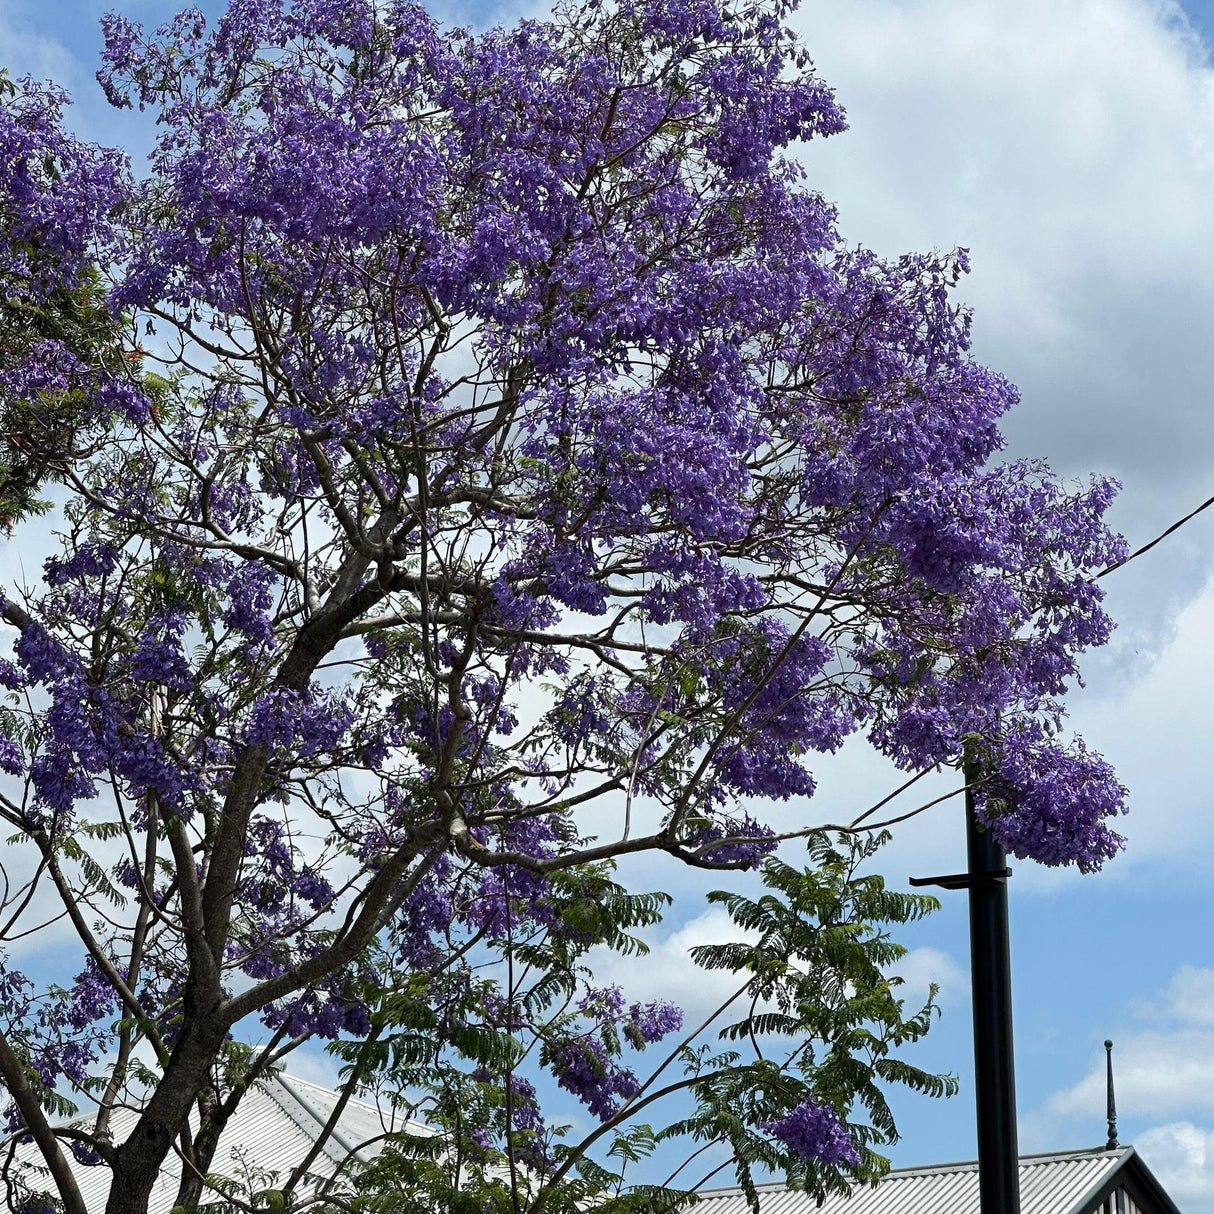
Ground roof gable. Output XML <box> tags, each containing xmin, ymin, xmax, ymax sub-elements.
<box><xmin>690</xmin><ymin>1148</ymin><xmax>1182</xmax><ymax>1214</ymax></box>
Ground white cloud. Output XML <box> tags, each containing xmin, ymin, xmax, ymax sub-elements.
<box><xmin>891</xmin><ymin>946</ymin><xmax>967</xmax><ymax>1011</ymax></box>
<box><xmin>1029</xmin><ymin>961</ymin><xmax>1214</xmax><ymax>1210</ymax></box>
<box><xmin>1041</xmin><ymin>1030</ymin><xmax>1214</xmax><ymax>1123</ymax></box>
<box><xmin>1136</xmin><ymin>1122</ymin><xmax>1214</xmax><ymax>1208</ymax></box>
<box><xmin>0</xmin><ymin>7</ymin><xmax>79</xmax><ymax>85</ymax></box>
<box><xmin>280</xmin><ymin>1044</ymin><xmax>344</xmax><ymax>1091</ymax></box>
<box><xmin>1129</xmin><ymin>964</ymin><xmax>1214</xmax><ymax>1028</ymax></box>
<box><xmin>790</xmin><ymin>0</ymin><xmax>1214</xmax><ymax>626</ymax></box>
<box><xmin>587</xmin><ymin>906</ymin><xmax>759</xmax><ymax>1035</ymax></box>
<box><xmin>1153</xmin><ymin>966</ymin><xmax>1214</xmax><ymax>1026</ymax></box>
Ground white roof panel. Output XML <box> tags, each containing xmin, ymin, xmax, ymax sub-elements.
<box><xmin>11</xmin><ymin>1070</ymin><xmax>431</xmax><ymax>1212</ymax></box>
<box><xmin>691</xmin><ymin>1148</ymin><xmax>1130</xmax><ymax>1214</ymax></box>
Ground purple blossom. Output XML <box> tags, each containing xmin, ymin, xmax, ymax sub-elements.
<box><xmin>548</xmin><ymin>1037</ymin><xmax>641</xmax><ymax>1120</ymax></box>
<box><xmin>0</xmin><ymin>78</ymin><xmax>128</xmax><ymax>283</ymax></box>
<box><xmin>17</xmin><ymin>1197</ymin><xmax>61</xmax><ymax>1214</ymax></box>
<box><xmin>578</xmin><ymin>986</ymin><xmax>626</xmax><ymax>1020</ymax></box>
<box><xmin>222</xmin><ymin>562</ymin><xmax>277</xmax><ymax>646</ymax></box>
<box><xmin>44</xmin><ymin>541</ymin><xmax>120</xmax><ymax>587</ymax></box>
<box><xmin>128</xmin><ymin>613</ymin><xmax>191</xmax><ymax>691</ymax></box>
<box><xmin>0</xmin><ymin>958</ymin><xmax>34</xmax><ymax>1024</ymax></box>
<box><xmin>462</xmin><ymin>815</ymin><xmax>566</xmax><ymax>934</ymax></box>
<box><xmin>685</xmin><ymin>814</ymin><xmax>778</xmax><ymax>869</ymax></box>
<box><xmin>29</xmin><ymin>752</ymin><xmax>95</xmax><ymax>817</ymax></box>
<box><xmin>69</xmin><ymin>1140</ymin><xmax>104</xmax><ymax>1167</ymax></box>
<box><xmin>262</xmin><ymin>986</ymin><xmax>371</xmax><ymax>1040</ymax></box>
<box><xmin>0</xmin><ymin>734</ymin><xmax>24</xmax><ymax>775</ymax></box>
<box><xmin>247</xmin><ymin>687</ymin><xmax>355</xmax><ymax>757</ymax></box>
<box><xmin>472</xmin><ymin>1068</ymin><xmax>547</xmax><ymax>1136</ymax></box>
<box><xmin>626</xmin><ymin>999</ymin><xmax>683</xmax><ymax>1046</ymax></box>
<box><xmin>763</xmin><ymin>1098</ymin><xmax>860</xmax><ymax>1167</ymax></box>
<box><xmin>980</xmin><ymin>726</ymin><xmax>1127</xmax><ymax>871</ymax></box>
<box><xmin>14</xmin><ymin>624</ymin><xmax>76</xmax><ymax>684</ymax></box>
<box><xmin>65</xmin><ymin>961</ymin><xmax>118</xmax><ymax>1031</ymax></box>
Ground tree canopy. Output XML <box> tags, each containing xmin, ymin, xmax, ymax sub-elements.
<box><xmin>0</xmin><ymin>0</ymin><xmax>1126</xmax><ymax>1211</ymax></box>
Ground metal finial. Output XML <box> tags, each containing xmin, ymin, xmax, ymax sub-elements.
<box><xmin>1105</xmin><ymin>1039</ymin><xmax>1119</xmax><ymax>1150</ymax></box>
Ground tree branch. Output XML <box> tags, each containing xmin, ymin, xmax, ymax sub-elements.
<box><xmin>0</xmin><ymin>1029</ymin><xmax>89</xmax><ymax>1214</ymax></box>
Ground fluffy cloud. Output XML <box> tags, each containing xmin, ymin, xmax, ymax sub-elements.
<box><xmin>891</xmin><ymin>946</ymin><xmax>967</xmax><ymax>1012</ymax></box>
<box><xmin>1136</xmin><ymin>1123</ymin><xmax>1214</xmax><ymax>1207</ymax></box>
<box><xmin>1030</xmin><ymin>965</ymin><xmax>1214</xmax><ymax>1210</ymax></box>
<box><xmin>1148</xmin><ymin>965</ymin><xmax>1214</xmax><ymax>1026</ymax></box>
<box><xmin>1041</xmin><ymin>1030</ymin><xmax>1214</xmax><ymax>1123</ymax></box>
<box><xmin>791</xmin><ymin>0</ymin><xmax>1214</xmax><ymax>627</ymax></box>
<box><xmin>0</xmin><ymin>4</ymin><xmax>79</xmax><ymax>85</ymax></box>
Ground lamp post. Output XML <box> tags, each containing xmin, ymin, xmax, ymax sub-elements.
<box><xmin>911</xmin><ymin>749</ymin><xmax>1022</xmax><ymax>1214</ymax></box>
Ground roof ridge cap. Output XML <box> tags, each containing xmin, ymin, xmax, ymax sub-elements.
<box><xmin>263</xmin><ymin>1072</ymin><xmax>363</xmax><ymax>1166</ymax></box>
<box><xmin>694</xmin><ymin>1146</ymin><xmax>1131</xmax><ymax>1197</ymax></box>
<box><xmin>271</xmin><ymin>1069</ymin><xmax>384</xmax><ymax>1118</ymax></box>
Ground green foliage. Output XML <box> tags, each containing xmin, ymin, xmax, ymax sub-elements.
<box><xmin>331</xmin><ymin>832</ymin><xmax>954</xmax><ymax>1214</ymax></box>
<box><xmin>0</xmin><ymin>260</ymin><xmax>128</xmax><ymax>526</ymax></box>
<box><xmin>674</xmin><ymin>831</ymin><xmax>957</xmax><ymax>1206</ymax></box>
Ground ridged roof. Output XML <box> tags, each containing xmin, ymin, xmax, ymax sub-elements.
<box><xmin>14</xmin><ymin>1071</ymin><xmax>432</xmax><ymax>1213</ymax></box>
<box><xmin>692</xmin><ymin>1148</ymin><xmax>1132</xmax><ymax>1214</ymax></box>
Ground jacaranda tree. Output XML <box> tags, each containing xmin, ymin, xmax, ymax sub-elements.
<box><xmin>0</xmin><ymin>0</ymin><xmax>1128</xmax><ymax>1211</ymax></box>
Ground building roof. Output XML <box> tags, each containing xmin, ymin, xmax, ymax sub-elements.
<box><xmin>13</xmin><ymin>1071</ymin><xmax>432</xmax><ymax>1213</ymax></box>
<box><xmin>15</xmin><ymin>1080</ymin><xmax>1185</xmax><ymax>1214</ymax></box>
<box><xmin>691</xmin><ymin>1147</ymin><xmax>1181</xmax><ymax>1214</ymax></box>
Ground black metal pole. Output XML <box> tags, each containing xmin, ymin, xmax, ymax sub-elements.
<box><xmin>966</xmin><ymin>755</ymin><xmax>1022</xmax><ymax>1214</ymax></box>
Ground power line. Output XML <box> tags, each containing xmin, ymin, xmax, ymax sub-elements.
<box><xmin>1097</xmin><ymin>489</ymin><xmax>1214</xmax><ymax>580</ymax></box>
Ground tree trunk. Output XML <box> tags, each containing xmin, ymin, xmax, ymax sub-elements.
<box><xmin>173</xmin><ymin>1090</ymin><xmax>232</xmax><ymax>1211</ymax></box>
<box><xmin>103</xmin><ymin>1023</ymin><xmax>226</xmax><ymax>1214</ymax></box>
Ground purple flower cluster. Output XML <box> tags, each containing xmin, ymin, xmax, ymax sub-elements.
<box><xmin>980</xmin><ymin>725</ymin><xmax>1127</xmax><ymax>871</ymax></box>
<box><xmin>16</xmin><ymin>1196</ymin><xmax>61</xmax><ymax>1214</ymax></box>
<box><xmin>684</xmin><ymin>813</ymin><xmax>779</xmax><ymax>869</ymax></box>
<box><xmin>128</xmin><ymin>613</ymin><xmax>192</xmax><ymax>691</ymax></box>
<box><xmin>238</xmin><ymin>815</ymin><xmax>335</xmax><ymax>918</ymax></box>
<box><xmin>64</xmin><ymin>961</ymin><xmax>118</xmax><ymax>1032</ymax></box>
<box><xmin>549</xmin><ymin>1037</ymin><xmax>642</xmax><ymax>1120</ymax></box>
<box><xmin>0</xmin><ymin>74</ymin><xmax>139</xmax><ymax>467</ymax></box>
<box><xmin>463</xmin><ymin>815</ymin><xmax>567</xmax><ymax>935</ymax></box>
<box><xmin>624</xmin><ymin>999</ymin><xmax>684</xmax><ymax>1047</ymax></box>
<box><xmin>0</xmin><ymin>78</ymin><xmax>127</xmax><ymax>285</ymax></box>
<box><xmin>540</xmin><ymin>986</ymin><xmax>684</xmax><ymax>1121</ymax></box>
<box><xmin>0</xmin><ymin>734</ymin><xmax>24</xmax><ymax>775</ymax></box>
<box><xmin>222</xmin><ymin>562</ymin><xmax>278</xmax><ymax>646</ymax></box>
<box><xmin>247</xmin><ymin>687</ymin><xmax>355</xmax><ymax>758</ymax></box>
<box><xmin>763</xmin><ymin>1098</ymin><xmax>861</xmax><ymax>1167</ymax></box>
<box><xmin>262</xmin><ymin>987</ymin><xmax>372</xmax><ymax>1040</ymax></box>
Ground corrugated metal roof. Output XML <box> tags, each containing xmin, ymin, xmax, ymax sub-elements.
<box><xmin>12</xmin><ymin>1070</ymin><xmax>432</xmax><ymax>1212</ymax></box>
<box><xmin>16</xmin><ymin>1081</ymin><xmax>1142</xmax><ymax>1214</ymax></box>
<box><xmin>266</xmin><ymin>1070</ymin><xmax>433</xmax><ymax>1165</ymax></box>
<box><xmin>691</xmin><ymin>1148</ymin><xmax>1131</xmax><ymax>1214</ymax></box>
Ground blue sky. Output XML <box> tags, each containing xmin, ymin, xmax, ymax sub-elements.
<box><xmin>8</xmin><ymin>0</ymin><xmax>1214</xmax><ymax>1206</ymax></box>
